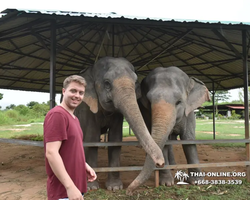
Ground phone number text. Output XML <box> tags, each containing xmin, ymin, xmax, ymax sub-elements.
<box><xmin>195</xmin><ymin>180</ymin><xmax>242</xmax><ymax>185</ymax></box>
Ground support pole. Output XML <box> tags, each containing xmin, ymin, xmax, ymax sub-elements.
<box><xmin>212</xmin><ymin>82</ymin><xmax>216</xmax><ymax>139</ymax></box>
<box><xmin>112</xmin><ymin>24</ymin><xmax>115</xmax><ymax>57</ymax></box>
<box><xmin>50</xmin><ymin>20</ymin><xmax>56</xmax><ymax>109</ymax></box>
<box><xmin>154</xmin><ymin>170</ymin><xmax>159</xmax><ymax>187</ymax></box>
<box><xmin>242</xmin><ymin>30</ymin><xmax>250</xmax><ymax>181</ymax></box>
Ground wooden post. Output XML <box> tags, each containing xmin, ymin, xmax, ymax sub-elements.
<box><xmin>155</xmin><ymin>170</ymin><xmax>159</xmax><ymax>187</ymax></box>
<box><xmin>242</xmin><ymin>29</ymin><xmax>250</xmax><ymax>182</ymax></box>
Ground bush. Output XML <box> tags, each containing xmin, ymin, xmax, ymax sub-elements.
<box><xmin>14</xmin><ymin>105</ymin><xmax>30</xmax><ymax>116</ymax></box>
<box><xmin>30</xmin><ymin>103</ymin><xmax>50</xmax><ymax>118</ymax></box>
<box><xmin>228</xmin><ymin>110</ymin><xmax>241</xmax><ymax>120</ymax></box>
<box><xmin>0</xmin><ymin>111</ymin><xmax>13</xmax><ymax>125</ymax></box>
<box><xmin>5</xmin><ymin>109</ymin><xmax>19</xmax><ymax>119</ymax></box>
<box><xmin>217</xmin><ymin>113</ymin><xmax>224</xmax><ymax>119</ymax></box>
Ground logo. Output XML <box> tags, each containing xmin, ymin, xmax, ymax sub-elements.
<box><xmin>174</xmin><ymin>170</ymin><xmax>189</xmax><ymax>184</ymax></box>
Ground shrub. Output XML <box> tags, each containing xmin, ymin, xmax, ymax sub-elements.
<box><xmin>5</xmin><ymin>109</ymin><xmax>19</xmax><ymax>119</ymax></box>
<box><xmin>14</xmin><ymin>105</ymin><xmax>30</xmax><ymax>116</ymax></box>
<box><xmin>30</xmin><ymin>103</ymin><xmax>50</xmax><ymax>118</ymax></box>
<box><xmin>0</xmin><ymin>111</ymin><xmax>13</xmax><ymax>125</ymax></box>
<box><xmin>228</xmin><ymin>110</ymin><xmax>241</xmax><ymax>119</ymax></box>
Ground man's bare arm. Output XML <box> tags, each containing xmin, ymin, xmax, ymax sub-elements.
<box><xmin>46</xmin><ymin>141</ymin><xmax>83</xmax><ymax>199</ymax></box>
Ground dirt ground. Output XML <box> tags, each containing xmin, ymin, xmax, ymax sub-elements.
<box><xmin>0</xmin><ymin>137</ymin><xmax>247</xmax><ymax>200</ymax></box>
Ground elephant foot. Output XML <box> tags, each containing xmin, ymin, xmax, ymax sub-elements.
<box><xmin>159</xmin><ymin>170</ymin><xmax>175</xmax><ymax>186</ymax></box>
<box><xmin>105</xmin><ymin>178</ymin><xmax>123</xmax><ymax>191</ymax></box>
<box><xmin>188</xmin><ymin>175</ymin><xmax>204</xmax><ymax>185</ymax></box>
<box><xmin>187</xmin><ymin>169</ymin><xmax>204</xmax><ymax>185</ymax></box>
<box><xmin>87</xmin><ymin>180</ymin><xmax>99</xmax><ymax>191</ymax></box>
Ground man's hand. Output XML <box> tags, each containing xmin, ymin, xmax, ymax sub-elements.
<box><xmin>86</xmin><ymin>163</ymin><xmax>97</xmax><ymax>182</ymax></box>
<box><xmin>66</xmin><ymin>184</ymin><xmax>84</xmax><ymax>200</ymax></box>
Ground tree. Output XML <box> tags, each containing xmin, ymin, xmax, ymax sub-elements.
<box><xmin>238</xmin><ymin>87</ymin><xmax>250</xmax><ymax>104</ymax></box>
<box><xmin>214</xmin><ymin>90</ymin><xmax>231</xmax><ymax>103</ymax></box>
<box><xmin>0</xmin><ymin>93</ymin><xmax>3</xmax><ymax>109</ymax></box>
<box><xmin>6</xmin><ymin>104</ymin><xmax>16</xmax><ymax>110</ymax></box>
<box><xmin>26</xmin><ymin>101</ymin><xmax>39</xmax><ymax>109</ymax></box>
<box><xmin>212</xmin><ymin>90</ymin><xmax>231</xmax><ymax>116</ymax></box>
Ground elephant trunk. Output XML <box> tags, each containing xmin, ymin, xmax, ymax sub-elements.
<box><xmin>126</xmin><ymin>100</ymin><xmax>176</xmax><ymax>195</ymax></box>
<box><xmin>113</xmin><ymin>77</ymin><xmax>165</xmax><ymax>167</ymax></box>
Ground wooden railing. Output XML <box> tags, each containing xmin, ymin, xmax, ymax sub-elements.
<box><xmin>1</xmin><ymin>138</ymin><xmax>250</xmax><ymax>187</ymax></box>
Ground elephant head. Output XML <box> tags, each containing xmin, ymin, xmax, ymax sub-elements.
<box><xmin>126</xmin><ymin>66</ymin><xmax>211</xmax><ymax>195</ymax></box>
<box><xmin>80</xmin><ymin>57</ymin><xmax>165</xmax><ymax>167</ymax></box>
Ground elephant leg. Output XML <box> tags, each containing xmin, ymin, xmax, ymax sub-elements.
<box><xmin>82</xmin><ymin>112</ymin><xmax>101</xmax><ymax>190</ymax></box>
<box><xmin>105</xmin><ymin>113</ymin><xmax>123</xmax><ymax>191</ymax></box>
<box><xmin>180</xmin><ymin>112</ymin><xmax>203</xmax><ymax>184</ymax></box>
<box><xmin>85</xmin><ymin>147</ymin><xmax>99</xmax><ymax>190</ymax></box>
<box><xmin>159</xmin><ymin>133</ymin><xmax>177</xmax><ymax>186</ymax></box>
<box><xmin>159</xmin><ymin>145</ymin><xmax>174</xmax><ymax>186</ymax></box>
<box><xmin>181</xmin><ymin>144</ymin><xmax>203</xmax><ymax>184</ymax></box>
<box><xmin>168</xmin><ymin>134</ymin><xmax>177</xmax><ymax>165</ymax></box>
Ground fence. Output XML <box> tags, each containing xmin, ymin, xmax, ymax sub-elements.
<box><xmin>2</xmin><ymin>137</ymin><xmax>248</xmax><ymax>187</ymax></box>
<box><xmin>83</xmin><ymin>139</ymin><xmax>250</xmax><ymax>187</ymax></box>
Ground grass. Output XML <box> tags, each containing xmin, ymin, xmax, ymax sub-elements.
<box><xmin>122</xmin><ymin>121</ymin><xmax>135</xmax><ymax>137</ymax></box>
<box><xmin>0</xmin><ymin>119</ymin><xmax>247</xmax><ymax>143</ymax></box>
<box><xmin>196</xmin><ymin>120</ymin><xmax>244</xmax><ymax>139</ymax></box>
<box><xmin>0</xmin><ymin>123</ymin><xmax>44</xmax><ymax>141</ymax></box>
<box><xmin>195</xmin><ymin>119</ymin><xmax>245</xmax><ymax>147</ymax></box>
<box><xmin>84</xmin><ymin>180</ymin><xmax>250</xmax><ymax>200</ymax></box>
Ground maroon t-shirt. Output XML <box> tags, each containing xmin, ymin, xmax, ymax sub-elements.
<box><xmin>44</xmin><ymin>106</ymin><xmax>87</xmax><ymax>200</ymax></box>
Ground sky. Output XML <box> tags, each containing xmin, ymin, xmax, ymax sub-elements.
<box><xmin>0</xmin><ymin>0</ymin><xmax>249</xmax><ymax>109</ymax></box>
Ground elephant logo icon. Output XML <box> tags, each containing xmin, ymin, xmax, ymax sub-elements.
<box><xmin>175</xmin><ymin>170</ymin><xmax>189</xmax><ymax>184</ymax></box>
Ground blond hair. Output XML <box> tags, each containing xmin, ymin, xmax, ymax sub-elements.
<box><xmin>63</xmin><ymin>75</ymin><xmax>87</xmax><ymax>89</ymax></box>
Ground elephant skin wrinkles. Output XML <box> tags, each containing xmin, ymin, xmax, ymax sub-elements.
<box><xmin>126</xmin><ymin>66</ymin><xmax>211</xmax><ymax>195</ymax></box>
<box><xmin>74</xmin><ymin>57</ymin><xmax>164</xmax><ymax>192</ymax></box>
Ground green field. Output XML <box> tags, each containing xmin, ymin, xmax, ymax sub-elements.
<box><xmin>196</xmin><ymin>120</ymin><xmax>245</xmax><ymax>140</ymax></box>
<box><xmin>0</xmin><ymin>119</ymin><xmax>247</xmax><ymax>142</ymax></box>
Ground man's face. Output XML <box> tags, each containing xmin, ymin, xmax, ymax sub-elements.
<box><xmin>62</xmin><ymin>81</ymin><xmax>85</xmax><ymax>110</ymax></box>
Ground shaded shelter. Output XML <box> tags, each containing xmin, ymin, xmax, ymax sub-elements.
<box><xmin>0</xmin><ymin>9</ymin><xmax>250</xmax><ymax>93</ymax></box>
<box><xmin>0</xmin><ymin>8</ymin><xmax>250</xmax><ymax>182</ymax></box>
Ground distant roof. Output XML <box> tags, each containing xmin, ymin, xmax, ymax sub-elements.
<box><xmin>204</xmin><ymin>104</ymin><xmax>245</xmax><ymax>110</ymax></box>
<box><xmin>227</xmin><ymin>105</ymin><xmax>245</xmax><ymax>109</ymax></box>
<box><xmin>0</xmin><ymin>9</ymin><xmax>250</xmax><ymax>93</ymax></box>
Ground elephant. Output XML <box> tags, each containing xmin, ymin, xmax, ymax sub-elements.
<box><xmin>126</xmin><ymin>66</ymin><xmax>211</xmax><ymax>195</ymax></box>
<box><xmin>74</xmin><ymin>57</ymin><xmax>165</xmax><ymax>191</ymax></box>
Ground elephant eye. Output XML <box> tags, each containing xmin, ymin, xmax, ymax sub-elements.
<box><xmin>104</xmin><ymin>80</ymin><xmax>112</xmax><ymax>90</ymax></box>
<box><xmin>176</xmin><ymin>100</ymin><xmax>181</xmax><ymax>105</ymax></box>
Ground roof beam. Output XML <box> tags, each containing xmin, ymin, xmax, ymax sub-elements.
<box><xmin>212</xmin><ymin>29</ymin><xmax>242</xmax><ymax>58</ymax></box>
<box><xmin>136</xmin><ymin>29</ymin><xmax>193</xmax><ymax>71</ymax></box>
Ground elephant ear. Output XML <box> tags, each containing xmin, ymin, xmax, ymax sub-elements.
<box><xmin>185</xmin><ymin>77</ymin><xmax>211</xmax><ymax>116</ymax></box>
<box><xmin>80</xmin><ymin>68</ymin><xmax>98</xmax><ymax>113</ymax></box>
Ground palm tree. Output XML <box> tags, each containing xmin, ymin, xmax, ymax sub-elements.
<box><xmin>175</xmin><ymin>170</ymin><xmax>183</xmax><ymax>181</ymax></box>
<box><xmin>182</xmin><ymin>172</ymin><xmax>189</xmax><ymax>182</ymax></box>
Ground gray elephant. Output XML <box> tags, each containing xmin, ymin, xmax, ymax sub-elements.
<box><xmin>74</xmin><ymin>57</ymin><xmax>165</xmax><ymax>191</ymax></box>
<box><xmin>127</xmin><ymin>66</ymin><xmax>211</xmax><ymax>195</ymax></box>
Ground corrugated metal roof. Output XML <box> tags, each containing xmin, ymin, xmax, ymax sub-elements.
<box><xmin>1</xmin><ymin>9</ymin><xmax>250</xmax><ymax>25</ymax></box>
<box><xmin>0</xmin><ymin>8</ymin><xmax>249</xmax><ymax>93</ymax></box>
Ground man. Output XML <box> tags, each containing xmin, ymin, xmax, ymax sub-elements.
<box><xmin>44</xmin><ymin>75</ymin><xmax>97</xmax><ymax>200</ymax></box>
